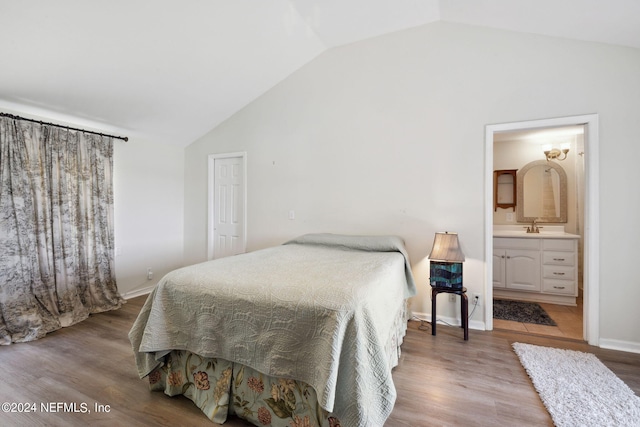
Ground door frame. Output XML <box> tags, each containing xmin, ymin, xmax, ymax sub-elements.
<box><xmin>207</xmin><ymin>152</ymin><xmax>247</xmax><ymax>260</ymax></box>
<box><xmin>485</xmin><ymin>114</ymin><xmax>599</xmax><ymax>346</ymax></box>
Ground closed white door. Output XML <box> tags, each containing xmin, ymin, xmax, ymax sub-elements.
<box><xmin>210</xmin><ymin>155</ymin><xmax>245</xmax><ymax>259</ymax></box>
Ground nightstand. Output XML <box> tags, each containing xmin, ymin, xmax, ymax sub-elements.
<box><xmin>431</xmin><ymin>286</ymin><xmax>468</xmax><ymax>340</ymax></box>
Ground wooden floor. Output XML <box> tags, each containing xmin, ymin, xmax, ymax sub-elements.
<box><xmin>1</xmin><ymin>296</ymin><xmax>638</xmax><ymax>427</ymax></box>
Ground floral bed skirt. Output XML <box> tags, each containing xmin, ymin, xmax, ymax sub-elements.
<box><xmin>149</xmin><ymin>351</ymin><xmax>341</xmax><ymax>426</ymax></box>
<box><xmin>147</xmin><ymin>301</ymin><xmax>407</xmax><ymax>426</ymax></box>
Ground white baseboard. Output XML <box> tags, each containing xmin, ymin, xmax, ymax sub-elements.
<box><xmin>599</xmin><ymin>338</ymin><xmax>640</xmax><ymax>354</ymax></box>
<box><xmin>121</xmin><ymin>285</ymin><xmax>155</xmax><ymax>300</ymax></box>
<box><xmin>413</xmin><ymin>308</ymin><xmax>640</xmax><ymax>354</ymax></box>
<box><xmin>412</xmin><ymin>311</ymin><xmax>485</xmax><ymax>331</ymax></box>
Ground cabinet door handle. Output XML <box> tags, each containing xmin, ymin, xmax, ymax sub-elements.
<box><xmin>553</xmin><ymin>258</ymin><xmax>565</xmax><ymax>261</ymax></box>
<box><xmin>553</xmin><ymin>272</ymin><xmax>565</xmax><ymax>276</ymax></box>
<box><xmin>501</xmin><ymin>255</ymin><xmax>505</xmax><ymax>259</ymax></box>
<box><xmin>553</xmin><ymin>286</ymin><xmax>566</xmax><ymax>289</ymax></box>
<box><xmin>506</xmin><ymin>256</ymin><xmax>511</xmax><ymax>259</ymax></box>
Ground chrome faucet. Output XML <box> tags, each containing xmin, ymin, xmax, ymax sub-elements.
<box><xmin>526</xmin><ymin>219</ymin><xmax>541</xmax><ymax>233</ymax></box>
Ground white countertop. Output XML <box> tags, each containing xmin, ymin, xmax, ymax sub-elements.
<box><xmin>493</xmin><ymin>225</ymin><xmax>580</xmax><ymax>239</ymax></box>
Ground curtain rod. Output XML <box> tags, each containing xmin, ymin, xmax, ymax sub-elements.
<box><xmin>0</xmin><ymin>112</ymin><xmax>128</xmax><ymax>142</ymax></box>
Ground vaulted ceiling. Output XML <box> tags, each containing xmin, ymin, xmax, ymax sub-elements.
<box><xmin>1</xmin><ymin>0</ymin><xmax>639</xmax><ymax>146</ymax></box>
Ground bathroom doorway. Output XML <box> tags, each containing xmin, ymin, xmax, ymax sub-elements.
<box><xmin>485</xmin><ymin>115</ymin><xmax>600</xmax><ymax>345</ymax></box>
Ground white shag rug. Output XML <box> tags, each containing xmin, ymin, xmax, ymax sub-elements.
<box><xmin>512</xmin><ymin>343</ymin><xmax>640</xmax><ymax>427</ymax></box>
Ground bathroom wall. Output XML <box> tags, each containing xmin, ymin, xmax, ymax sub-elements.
<box><xmin>493</xmin><ymin>132</ymin><xmax>582</xmax><ymax>235</ymax></box>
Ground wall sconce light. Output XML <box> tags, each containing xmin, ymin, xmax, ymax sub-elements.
<box><xmin>428</xmin><ymin>231</ymin><xmax>465</xmax><ymax>289</ymax></box>
<box><xmin>543</xmin><ymin>143</ymin><xmax>570</xmax><ymax>161</ymax></box>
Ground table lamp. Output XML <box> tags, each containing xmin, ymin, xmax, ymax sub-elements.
<box><xmin>428</xmin><ymin>231</ymin><xmax>465</xmax><ymax>289</ymax></box>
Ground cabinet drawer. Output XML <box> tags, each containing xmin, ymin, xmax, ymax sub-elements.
<box><xmin>543</xmin><ymin>265</ymin><xmax>575</xmax><ymax>280</ymax></box>
<box><xmin>543</xmin><ymin>279</ymin><xmax>576</xmax><ymax>295</ymax></box>
<box><xmin>494</xmin><ymin>238</ymin><xmax>541</xmax><ymax>250</ymax></box>
<box><xmin>543</xmin><ymin>251</ymin><xmax>575</xmax><ymax>266</ymax></box>
<box><xmin>543</xmin><ymin>239</ymin><xmax>575</xmax><ymax>251</ymax></box>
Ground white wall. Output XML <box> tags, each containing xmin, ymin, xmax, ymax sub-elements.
<box><xmin>184</xmin><ymin>22</ymin><xmax>640</xmax><ymax>349</ymax></box>
<box><xmin>114</xmin><ymin>138</ymin><xmax>184</xmax><ymax>297</ymax></box>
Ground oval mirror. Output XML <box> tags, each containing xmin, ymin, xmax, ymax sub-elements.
<box><xmin>516</xmin><ymin>160</ymin><xmax>567</xmax><ymax>223</ymax></box>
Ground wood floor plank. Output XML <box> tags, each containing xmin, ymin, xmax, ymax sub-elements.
<box><xmin>0</xmin><ymin>295</ymin><xmax>638</xmax><ymax>427</ymax></box>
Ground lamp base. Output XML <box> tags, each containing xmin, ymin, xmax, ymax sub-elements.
<box><xmin>429</xmin><ymin>261</ymin><xmax>463</xmax><ymax>289</ymax></box>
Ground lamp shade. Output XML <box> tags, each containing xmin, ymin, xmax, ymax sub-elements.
<box><xmin>428</xmin><ymin>232</ymin><xmax>465</xmax><ymax>262</ymax></box>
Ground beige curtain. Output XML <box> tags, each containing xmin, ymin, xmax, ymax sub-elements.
<box><xmin>0</xmin><ymin>116</ymin><xmax>123</xmax><ymax>344</ymax></box>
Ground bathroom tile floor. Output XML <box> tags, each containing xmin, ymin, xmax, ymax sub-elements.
<box><xmin>493</xmin><ymin>294</ymin><xmax>583</xmax><ymax>341</ymax></box>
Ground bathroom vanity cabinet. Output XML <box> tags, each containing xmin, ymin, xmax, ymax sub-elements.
<box><xmin>493</xmin><ymin>235</ymin><xmax>579</xmax><ymax>305</ymax></box>
<box><xmin>493</xmin><ymin>239</ymin><xmax>541</xmax><ymax>292</ymax></box>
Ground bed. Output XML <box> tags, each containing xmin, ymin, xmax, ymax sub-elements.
<box><xmin>129</xmin><ymin>233</ymin><xmax>416</xmax><ymax>427</ymax></box>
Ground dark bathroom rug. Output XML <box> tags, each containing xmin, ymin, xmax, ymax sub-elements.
<box><xmin>493</xmin><ymin>299</ymin><xmax>557</xmax><ymax>326</ymax></box>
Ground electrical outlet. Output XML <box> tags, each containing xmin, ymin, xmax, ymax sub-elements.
<box><xmin>448</xmin><ymin>294</ymin><xmax>456</xmax><ymax>302</ymax></box>
<box><xmin>471</xmin><ymin>293</ymin><xmax>481</xmax><ymax>306</ymax></box>
<box><xmin>147</xmin><ymin>268</ymin><xmax>153</xmax><ymax>281</ymax></box>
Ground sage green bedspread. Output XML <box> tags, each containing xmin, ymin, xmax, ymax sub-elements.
<box><xmin>129</xmin><ymin>234</ymin><xmax>416</xmax><ymax>426</ymax></box>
